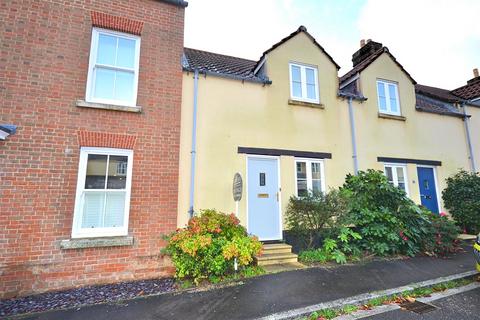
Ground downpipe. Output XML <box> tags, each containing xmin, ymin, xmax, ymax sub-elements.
<box><xmin>188</xmin><ymin>69</ymin><xmax>199</xmax><ymax>218</ymax></box>
<box><xmin>347</xmin><ymin>97</ymin><xmax>359</xmax><ymax>174</ymax></box>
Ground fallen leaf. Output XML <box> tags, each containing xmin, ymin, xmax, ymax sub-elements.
<box><xmin>405</xmin><ymin>297</ymin><xmax>416</xmax><ymax>303</ymax></box>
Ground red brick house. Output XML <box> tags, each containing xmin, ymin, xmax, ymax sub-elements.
<box><xmin>0</xmin><ymin>0</ymin><xmax>187</xmax><ymax>298</ymax></box>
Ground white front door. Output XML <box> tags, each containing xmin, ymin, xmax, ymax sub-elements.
<box><xmin>247</xmin><ymin>157</ymin><xmax>282</xmax><ymax>241</ymax></box>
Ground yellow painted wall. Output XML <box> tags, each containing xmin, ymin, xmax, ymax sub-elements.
<box><xmin>178</xmin><ymin>34</ymin><xmax>472</xmax><ymax>229</ymax></box>
<box><xmin>354</xmin><ymin>52</ymin><xmax>469</xmax><ymax>210</ymax></box>
<box><xmin>178</xmin><ymin>32</ymin><xmax>352</xmax><ymax>227</ymax></box>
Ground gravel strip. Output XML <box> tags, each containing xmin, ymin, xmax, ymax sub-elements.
<box><xmin>0</xmin><ymin>278</ymin><xmax>176</xmax><ymax>318</ymax></box>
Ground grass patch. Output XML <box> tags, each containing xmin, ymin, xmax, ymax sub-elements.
<box><xmin>304</xmin><ymin>277</ymin><xmax>476</xmax><ymax>319</ymax></box>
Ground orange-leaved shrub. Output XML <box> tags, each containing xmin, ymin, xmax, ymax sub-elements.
<box><xmin>163</xmin><ymin>209</ymin><xmax>262</xmax><ymax>283</ymax></box>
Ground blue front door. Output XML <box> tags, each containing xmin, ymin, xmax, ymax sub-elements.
<box><xmin>247</xmin><ymin>157</ymin><xmax>281</xmax><ymax>240</ymax></box>
<box><xmin>417</xmin><ymin>167</ymin><xmax>439</xmax><ymax>213</ymax></box>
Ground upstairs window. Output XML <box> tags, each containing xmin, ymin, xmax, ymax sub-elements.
<box><xmin>86</xmin><ymin>28</ymin><xmax>141</xmax><ymax>107</ymax></box>
<box><xmin>377</xmin><ymin>80</ymin><xmax>400</xmax><ymax>115</ymax></box>
<box><xmin>72</xmin><ymin>147</ymin><xmax>133</xmax><ymax>238</ymax></box>
<box><xmin>295</xmin><ymin>159</ymin><xmax>325</xmax><ymax>197</ymax></box>
<box><xmin>384</xmin><ymin>163</ymin><xmax>409</xmax><ymax>196</ymax></box>
<box><xmin>289</xmin><ymin>63</ymin><xmax>319</xmax><ymax>103</ymax></box>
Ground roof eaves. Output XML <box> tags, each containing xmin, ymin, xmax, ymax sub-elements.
<box><xmin>157</xmin><ymin>0</ymin><xmax>188</xmax><ymax>8</ymax></box>
<box><xmin>415</xmin><ymin>106</ymin><xmax>467</xmax><ymax>118</ymax></box>
<box><xmin>182</xmin><ymin>66</ymin><xmax>272</xmax><ymax>85</ymax></box>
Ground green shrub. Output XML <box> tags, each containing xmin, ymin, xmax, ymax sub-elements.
<box><xmin>341</xmin><ymin>170</ymin><xmax>432</xmax><ymax>256</ymax></box>
<box><xmin>422</xmin><ymin>212</ymin><xmax>461</xmax><ymax>255</ymax></box>
<box><xmin>285</xmin><ymin>190</ymin><xmax>348</xmax><ymax>249</ymax></box>
<box><xmin>163</xmin><ymin>209</ymin><xmax>262</xmax><ymax>283</ymax></box>
<box><xmin>442</xmin><ymin>170</ymin><xmax>480</xmax><ymax>234</ymax></box>
<box><xmin>299</xmin><ymin>227</ymin><xmax>361</xmax><ymax>264</ymax></box>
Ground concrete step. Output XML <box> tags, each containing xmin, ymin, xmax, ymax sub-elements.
<box><xmin>262</xmin><ymin>243</ymin><xmax>293</xmax><ymax>254</ymax></box>
<box><xmin>257</xmin><ymin>252</ymin><xmax>298</xmax><ymax>266</ymax></box>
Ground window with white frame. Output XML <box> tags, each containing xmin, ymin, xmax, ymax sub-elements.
<box><xmin>86</xmin><ymin>28</ymin><xmax>141</xmax><ymax>107</ymax></box>
<box><xmin>72</xmin><ymin>147</ymin><xmax>133</xmax><ymax>238</ymax></box>
<box><xmin>376</xmin><ymin>80</ymin><xmax>400</xmax><ymax>115</ymax></box>
<box><xmin>384</xmin><ymin>163</ymin><xmax>409</xmax><ymax>195</ymax></box>
<box><xmin>289</xmin><ymin>63</ymin><xmax>319</xmax><ymax>103</ymax></box>
<box><xmin>295</xmin><ymin>159</ymin><xmax>325</xmax><ymax>197</ymax></box>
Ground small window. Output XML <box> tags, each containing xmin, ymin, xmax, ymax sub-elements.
<box><xmin>72</xmin><ymin>147</ymin><xmax>133</xmax><ymax>238</ymax></box>
<box><xmin>289</xmin><ymin>63</ymin><xmax>319</xmax><ymax>103</ymax></box>
<box><xmin>384</xmin><ymin>163</ymin><xmax>408</xmax><ymax>195</ymax></box>
<box><xmin>85</xmin><ymin>28</ymin><xmax>141</xmax><ymax>107</ymax></box>
<box><xmin>376</xmin><ymin>80</ymin><xmax>400</xmax><ymax>115</ymax></box>
<box><xmin>295</xmin><ymin>159</ymin><xmax>325</xmax><ymax>197</ymax></box>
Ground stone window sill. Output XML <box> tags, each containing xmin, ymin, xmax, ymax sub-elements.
<box><xmin>76</xmin><ymin>100</ymin><xmax>142</xmax><ymax>113</ymax></box>
<box><xmin>378</xmin><ymin>112</ymin><xmax>406</xmax><ymax>121</ymax></box>
<box><xmin>60</xmin><ymin>236</ymin><xmax>134</xmax><ymax>250</ymax></box>
<box><xmin>288</xmin><ymin>99</ymin><xmax>324</xmax><ymax>109</ymax></box>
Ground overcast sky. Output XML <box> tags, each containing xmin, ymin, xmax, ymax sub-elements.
<box><xmin>184</xmin><ymin>0</ymin><xmax>480</xmax><ymax>89</ymax></box>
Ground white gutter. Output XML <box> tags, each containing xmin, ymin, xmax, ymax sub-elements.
<box><xmin>188</xmin><ymin>69</ymin><xmax>199</xmax><ymax>218</ymax></box>
<box><xmin>463</xmin><ymin>96</ymin><xmax>480</xmax><ymax>172</ymax></box>
<box><xmin>347</xmin><ymin>97</ymin><xmax>359</xmax><ymax>174</ymax></box>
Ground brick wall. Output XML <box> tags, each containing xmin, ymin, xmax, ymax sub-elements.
<box><xmin>0</xmin><ymin>0</ymin><xmax>184</xmax><ymax>298</ymax></box>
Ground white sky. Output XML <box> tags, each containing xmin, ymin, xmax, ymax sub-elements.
<box><xmin>184</xmin><ymin>0</ymin><xmax>480</xmax><ymax>89</ymax></box>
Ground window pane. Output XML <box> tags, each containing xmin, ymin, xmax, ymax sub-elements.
<box><xmin>385</xmin><ymin>166</ymin><xmax>393</xmax><ymax>183</ymax></box>
<box><xmin>97</xmin><ymin>34</ymin><xmax>117</xmax><ymax>66</ymax></box>
<box><xmin>312</xmin><ymin>179</ymin><xmax>321</xmax><ymax>193</ymax></box>
<box><xmin>297</xmin><ymin>179</ymin><xmax>308</xmax><ymax>197</ymax></box>
<box><xmin>388</xmin><ymin>84</ymin><xmax>398</xmax><ymax>112</ymax></box>
<box><xmin>107</xmin><ymin>155</ymin><xmax>128</xmax><ymax>189</ymax></box>
<box><xmin>307</xmin><ymin>84</ymin><xmax>316</xmax><ymax>100</ymax></box>
<box><xmin>93</xmin><ymin>68</ymin><xmax>115</xmax><ymax>100</ymax></box>
<box><xmin>114</xmin><ymin>71</ymin><xmax>134</xmax><ymax>102</ymax></box>
<box><xmin>291</xmin><ymin>65</ymin><xmax>301</xmax><ymax>82</ymax></box>
<box><xmin>117</xmin><ymin>38</ymin><xmax>136</xmax><ymax>69</ymax></box>
<box><xmin>377</xmin><ymin>82</ymin><xmax>387</xmax><ymax>111</ymax></box>
<box><xmin>296</xmin><ymin>162</ymin><xmax>307</xmax><ymax>179</ymax></box>
<box><xmin>292</xmin><ymin>81</ymin><xmax>302</xmax><ymax>97</ymax></box>
<box><xmin>85</xmin><ymin>154</ymin><xmax>107</xmax><ymax>189</ymax></box>
<box><xmin>311</xmin><ymin>162</ymin><xmax>321</xmax><ymax>179</ymax></box>
<box><xmin>104</xmin><ymin>192</ymin><xmax>126</xmax><ymax>227</ymax></box>
<box><xmin>397</xmin><ymin>182</ymin><xmax>406</xmax><ymax>191</ymax></box>
<box><xmin>81</xmin><ymin>191</ymin><xmax>105</xmax><ymax>228</ymax></box>
<box><xmin>396</xmin><ymin>167</ymin><xmax>405</xmax><ymax>182</ymax></box>
<box><xmin>306</xmin><ymin>68</ymin><xmax>315</xmax><ymax>85</ymax></box>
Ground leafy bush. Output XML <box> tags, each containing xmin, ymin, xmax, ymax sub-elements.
<box><xmin>299</xmin><ymin>227</ymin><xmax>361</xmax><ymax>264</ymax></box>
<box><xmin>442</xmin><ymin>170</ymin><xmax>480</xmax><ymax>234</ymax></box>
<box><xmin>341</xmin><ymin>170</ymin><xmax>433</xmax><ymax>256</ymax></box>
<box><xmin>423</xmin><ymin>212</ymin><xmax>461</xmax><ymax>255</ymax></box>
<box><xmin>285</xmin><ymin>190</ymin><xmax>348</xmax><ymax>249</ymax></box>
<box><xmin>163</xmin><ymin>209</ymin><xmax>262</xmax><ymax>283</ymax></box>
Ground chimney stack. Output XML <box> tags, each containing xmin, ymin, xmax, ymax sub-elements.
<box><xmin>360</xmin><ymin>39</ymin><xmax>366</xmax><ymax>47</ymax></box>
<box><xmin>474</xmin><ymin>68</ymin><xmax>479</xmax><ymax>78</ymax></box>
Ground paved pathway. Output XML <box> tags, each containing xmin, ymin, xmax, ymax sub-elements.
<box><xmin>21</xmin><ymin>250</ymin><xmax>476</xmax><ymax>320</ymax></box>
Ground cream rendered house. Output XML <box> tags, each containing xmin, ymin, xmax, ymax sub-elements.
<box><xmin>178</xmin><ymin>27</ymin><xmax>475</xmax><ymax>242</ymax></box>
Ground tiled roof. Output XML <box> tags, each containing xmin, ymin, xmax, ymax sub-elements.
<box><xmin>415</xmin><ymin>84</ymin><xmax>462</xmax><ymax>103</ymax></box>
<box><xmin>253</xmin><ymin>26</ymin><xmax>340</xmax><ymax>71</ymax></box>
<box><xmin>183</xmin><ymin>48</ymin><xmax>268</xmax><ymax>83</ymax></box>
<box><xmin>339</xmin><ymin>47</ymin><xmax>416</xmax><ymax>86</ymax></box>
<box><xmin>452</xmin><ymin>78</ymin><xmax>480</xmax><ymax>100</ymax></box>
<box><xmin>415</xmin><ymin>86</ymin><xmax>465</xmax><ymax>118</ymax></box>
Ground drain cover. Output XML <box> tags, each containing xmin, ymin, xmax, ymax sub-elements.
<box><xmin>400</xmin><ymin>301</ymin><xmax>437</xmax><ymax>314</ymax></box>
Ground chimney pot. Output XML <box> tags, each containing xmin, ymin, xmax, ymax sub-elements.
<box><xmin>360</xmin><ymin>39</ymin><xmax>366</xmax><ymax>47</ymax></box>
<box><xmin>474</xmin><ymin>68</ymin><xmax>479</xmax><ymax>78</ymax></box>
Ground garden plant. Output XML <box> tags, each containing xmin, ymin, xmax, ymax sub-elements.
<box><xmin>163</xmin><ymin>209</ymin><xmax>262</xmax><ymax>284</ymax></box>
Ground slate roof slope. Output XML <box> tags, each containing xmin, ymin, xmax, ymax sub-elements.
<box><xmin>339</xmin><ymin>47</ymin><xmax>416</xmax><ymax>86</ymax></box>
<box><xmin>415</xmin><ymin>84</ymin><xmax>465</xmax><ymax>118</ymax></box>
<box><xmin>183</xmin><ymin>48</ymin><xmax>268</xmax><ymax>82</ymax></box>
<box><xmin>452</xmin><ymin>78</ymin><xmax>480</xmax><ymax>100</ymax></box>
<box><xmin>415</xmin><ymin>84</ymin><xmax>462</xmax><ymax>103</ymax></box>
<box><xmin>253</xmin><ymin>26</ymin><xmax>340</xmax><ymax>71</ymax></box>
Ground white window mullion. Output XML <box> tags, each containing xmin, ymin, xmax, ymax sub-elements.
<box><xmin>306</xmin><ymin>162</ymin><xmax>312</xmax><ymax>191</ymax></box>
<box><xmin>300</xmin><ymin>66</ymin><xmax>307</xmax><ymax>99</ymax></box>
